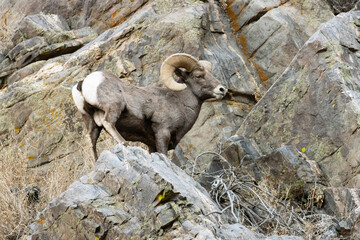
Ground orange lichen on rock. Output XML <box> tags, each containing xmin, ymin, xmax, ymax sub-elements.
<box><xmin>110</xmin><ymin>16</ymin><xmax>126</xmax><ymax>28</ymax></box>
<box><xmin>252</xmin><ymin>61</ymin><xmax>269</xmax><ymax>85</ymax></box>
<box><xmin>238</xmin><ymin>34</ymin><xmax>248</xmax><ymax>57</ymax></box>
<box><xmin>111</xmin><ymin>9</ymin><xmax>120</xmax><ymax>18</ymax></box>
<box><xmin>238</xmin><ymin>35</ymin><xmax>269</xmax><ymax>85</ymax></box>
<box><xmin>226</xmin><ymin>0</ymin><xmax>241</xmax><ymax>32</ymax></box>
<box><xmin>0</xmin><ymin>11</ymin><xmax>7</xmax><ymax>26</ymax></box>
<box><xmin>110</xmin><ymin>20</ymin><xmax>120</xmax><ymax>27</ymax></box>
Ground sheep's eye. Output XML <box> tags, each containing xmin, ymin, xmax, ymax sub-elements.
<box><xmin>195</xmin><ymin>75</ymin><xmax>202</xmax><ymax>79</ymax></box>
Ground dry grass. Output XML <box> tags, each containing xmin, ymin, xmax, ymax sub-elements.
<box><xmin>0</xmin><ymin>130</ymin><xmax>97</xmax><ymax>239</ymax></box>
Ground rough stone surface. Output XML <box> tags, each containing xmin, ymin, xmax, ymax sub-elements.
<box><xmin>326</xmin><ymin>0</ymin><xmax>359</xmax><ymax>14</ymax></box>
<box><xmin>0</xmin><ymin>13</ymin><xmax>98</xmax><ymax>82</ymax></box>
<box><xmin>11</xmin><ymin>14</ymin><xmax>71</xmax><ymax>44</ymax></box>
<box><xmin>236</xmin><ymin>10</ymin><xmax>360</xmax><ymax>187</ymax></box>
<box><xmin>322</xmin><ymin>187</ymin><xmax>360</xmax><ymax>239</ymax></box>
<box><xmin>226</xmin><ymin>0</ymin><xmax>334</xmax><ymax>89</ymax></box>
<box><xmin>22</xmin><ymin>144</ymin><xmax>303</xmax><ymax>240</ymax></box>
<box><xmin>0</xmin><ymin>0</ymin><xmax>147</xmax><ymax>44</ymax></box>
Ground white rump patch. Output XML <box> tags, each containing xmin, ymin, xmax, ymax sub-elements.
<box><xmin>72</xmin><ymin>84</ymin><xmax>86</xmax><ymax>114</ymax></box>
<box><xmin>82</xmin><ymin>71</ymin><xmax>105</xmax><ymax>106</ymax></box>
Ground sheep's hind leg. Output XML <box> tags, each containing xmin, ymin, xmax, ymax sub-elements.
<box><xmin>82</xmin><ymin>113</ymin><xmax>102</xmax><ymax>161</ymax></box>
<box><xmin>103</xmin><ymin>121</ymin><xmax>125</xmax><ymax>143</ymax></box>
<box><xmin>89</xmin><ymin>126</ymin><xmax>102</xmax><ymax>160</ymax></box>
<box><xmin>102</xmin><ymin>107</ymin><xmax>126</xmax><ymax>144</ymax></box>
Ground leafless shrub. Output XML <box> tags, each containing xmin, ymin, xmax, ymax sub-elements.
<box><xmin>191</xmin><ymin>149</ymin><xmax>337</xmax><ymax>238</ymax></box>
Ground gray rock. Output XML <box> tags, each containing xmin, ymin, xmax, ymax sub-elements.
<box><xmin>7</xmin><ymin>60</ymin><xmax>46</xmax><ymax>85</ymax></box>
<box><xmin>326</xmin><ymin>0</ymin><xmax>359</xmax><ymax>14</ymax></box>
<box><xmin>322</xmin><ymin>187</ymin><xmax>360</xmax><ymax>233</ymax></box>
<box><xmin>237</xmin><ymin>10</ymin><xmax>360</xmax><ymax>187</ymax></box>
<box><xmin>0</xmin><ymin>13</ymin><xmax>98</xmax><ymax>83</ymax></box>
<box><xmin>12</xmin><ymin>14</ymin><xmax>70</xmax><ymax>44</ymax></box>
<box><xmin>2</xmin><ymin>37</ymin><xmax>91</xmax><ymax>80</ymax></box>
<box><xmin>320</xmin><ymin>225</ymin><xmax>338</xmax><ymax>240</ymax></box>
<box><xmin>254</xmin><ymin>145</ymin><xmax>326</xmax><ymax>185</ymax></box>
<box><xmin>0</xmin><ymin>36</ymin><xmax>48</xmax><ymax>78</ymax></box>
<box><xmin>227</xmin><ymin>0</ymin><xmax>334</xmax><ymax>90</ymax></box>
<box><xmin>23</xmin><ymin>144</ymin><xmax>301</xmax><ymax>239</ymax></box>
<box><xmin>337</xmin><ymin>220</ymin><xmax>351</xmax><ymax>236</ymax></box>
<box><xmin>7</xmin><ymin>37</ymin><xmax>47</xmax><ymax>62</ymax></box>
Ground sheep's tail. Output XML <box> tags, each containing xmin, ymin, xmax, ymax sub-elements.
<box><xmin>72</xmin><ymin>82</ymin><xmax>87</xmax><ymax>115</ymax></box>
<box><xmin>76</xmin><ymin>80</ymin><xmax>83</xmax><ymax>92</ymax></box>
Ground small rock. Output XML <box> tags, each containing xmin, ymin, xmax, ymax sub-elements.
<box><xmin>337</xmin><ymin>220</ymin><xmax>352</xmax><ymax>236</ymax></box>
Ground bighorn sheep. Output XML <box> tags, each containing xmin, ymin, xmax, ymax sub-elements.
<box><xmin>72</xmin><ymin>53</ymin><xmax>227</xmax><ymax>160</ymax></box>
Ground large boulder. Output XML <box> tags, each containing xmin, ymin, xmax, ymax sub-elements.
<box><xmin>236</xmin><ymin>9</ymin><xmax>360</xmax><ymax>187</ymax></box>
<box><xmin>22</xmin><ymin>144</ymin><xmax>303</xmax><ymax>240</ymax></box>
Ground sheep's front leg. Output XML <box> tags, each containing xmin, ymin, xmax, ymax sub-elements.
<box><xmin>155</xmin><ymin>128</ymin><xmax>170</xmax><ymax>154</ymax></box>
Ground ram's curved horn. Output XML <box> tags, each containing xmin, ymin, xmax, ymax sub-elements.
<box><xmin>160</xmin><ymin>53</ymin><xmax>200</xmax><ymax>91</ymax></box>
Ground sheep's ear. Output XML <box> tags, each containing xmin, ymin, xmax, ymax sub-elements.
<box><xmin>174</xmin><ymin>68</ymin><xmax>188</xmax><ymax>82</ymax></box>
<box><xmin>199</xmin><ymin>60</ymin><xmax>212</xmax><ymax>72</ymax></box>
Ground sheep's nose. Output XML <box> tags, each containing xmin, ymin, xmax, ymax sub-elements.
<box><xmin>214</xmin><ymin>85</ymin><xmax>227</xmax><ymax>99</ymax></box>
<box><xmin>216</xmin><ymin>85</ymin><xmax>227</xmax><ymax>94</ymax></box>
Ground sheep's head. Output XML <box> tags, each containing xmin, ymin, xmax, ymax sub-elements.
<box><xmin>160</xmin><ymin>53</ymin><xmax>227</xmax><ymax>100</ymax></box>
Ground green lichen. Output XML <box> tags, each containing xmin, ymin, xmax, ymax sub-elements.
<box><xmin>131</xmin><ymin>175</ymin><xmax>142</xmax><ymax>188</ymax></box>
<box><xmin>48</xmin><ymin>31</ymin><xmax>74</xmax><ymax>44</ymax></box>
<box><xmin>300</xmin><ymin>0</ymin><xmax>334</xmax><ymax>32</ymax></box>
<box><xmin>250</xmin><ymin>105</ymin><xmax>266</xmax><ymax>126</ymax></box>
<box><xmin>154</xmin><ymin>0</ymin><xmax>179</xmax><ymax>14</ymax></box>
<box><xmin>154</xmin><ymin>0</ymin><xmax>201</xmax><ymax>14</ymax></box>
<box><xmin>144</xmin><ymin>38</ymin><xmax>167</xmax><ymax>60</ymax></box>
<box><xmin>103</xmin><ymin>56</ymin><xmax>122</xmax><ymax>76</ymax></box>
<box><xmin>0</xmin><ymin>110</ymin><xmax>12</xmax><ymax>134</ymax></box>
<box><xmin>307</xmin><ymin>134</ymin><xmax>337</xmax><ymax>162</ymax></box>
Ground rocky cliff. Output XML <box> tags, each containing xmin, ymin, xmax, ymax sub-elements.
<box><xmin>23</xmin><ymin>144</ymin><xmax>304</xmax><ymax>239</ymax></box>
<box><xmin>0</xmin><ymin>0</ymin><xmax>360</xmax><ymax>239</ymax></box>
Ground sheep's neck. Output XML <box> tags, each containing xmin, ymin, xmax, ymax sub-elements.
<box><xmin>175</xmin><ymin>87</ymin><xmax>202</xmax><ymax>116</ymax></box>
